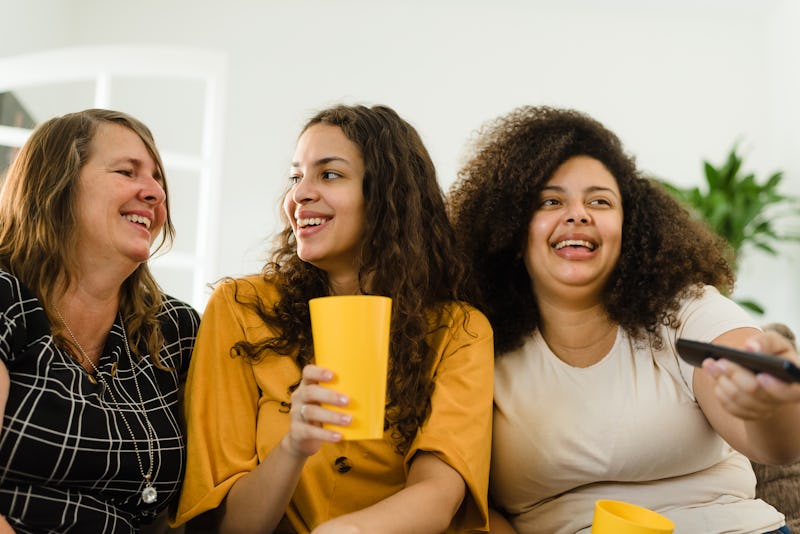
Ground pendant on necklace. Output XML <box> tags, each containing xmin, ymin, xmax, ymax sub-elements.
<box><xmin>142</xmin><ymin>483</ymin><xmax>158</xmax><ymax>504</ymax></box>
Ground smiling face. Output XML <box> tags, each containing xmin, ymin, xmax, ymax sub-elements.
<box><xmin>524</xmin><ymin>155</ymin><xmax>623</xmax><ymax>303</ymax></box>
<box><xmin>284</xmin><ymin>123</ymin><xmax>367</xmax><ymax>285</ymax></box>
<box><xmin>74</xmin><ymin>122</ymin><xmax>167</xmax><ymax>272</ymax></box>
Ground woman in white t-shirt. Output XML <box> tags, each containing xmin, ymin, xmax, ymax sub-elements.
<box><xmin>447</xmin><ymin>106</ymin><xmax>800</xmax><ymax>534</ymax></box>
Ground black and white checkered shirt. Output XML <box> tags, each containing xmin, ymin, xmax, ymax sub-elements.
<box><xmin>0</xmin><ymin>270</ymin><xmax>199</xmax><ymax>533</ymax></box>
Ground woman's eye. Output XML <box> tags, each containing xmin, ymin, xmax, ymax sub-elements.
<box><xmin>589</xmin><ymin>198</ymin><xmax>611</xmax><ymax>206</ymax></box>
<box><xmin>540</xmin><ymin>198</ymin><xmax>560</xmax><ymax>207</ymax></box>
<box><xmin>322</xmin><ymin>171</ymin><xmax>341</xmax><ymax>180</ymax></box>
<box><xmin>289</xmin><ymin>175</ymin><xmax>302</xmax><ymax>184</ymax></box>
<box><xmin>116</xmin><ymin>170</ymin><xmax>133</xmax><ymax>177</ymax></box>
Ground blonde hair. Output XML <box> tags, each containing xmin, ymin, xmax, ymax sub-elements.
<box><xmin>0</xmin><ymin>109</ymin><xmax>174</xmax><ymax>366</ymax></box>
<box><xmin>763</xmin><ymin>322</ymin><xmax>797</xmax><ymax>349</ymax></box>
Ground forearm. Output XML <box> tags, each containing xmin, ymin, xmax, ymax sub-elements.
<box><xmin>313</xmin><ymin>453</ymin><xmax>465</xmax><ymax>534</ymax></box>
<box><xmin>744</xmin><ymin>404</ymin><xmax>800</xmax><ymax>464</ymax></box>
<box><xmin>698</xmin><ymin>329</ymin><xmax>800</xmax><ymax>464</ymax></box>
<box><xmin>489</xmin><ymin>507</ymin><xmax>518</xmax><ymax>534</ymax></box>
<box><xmin>219</xmin><ymin>436</ymin><xmax>307</xmax><ymax>534</ymax></box>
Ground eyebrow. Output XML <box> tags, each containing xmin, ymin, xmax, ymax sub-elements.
<box><xmin>291</xmin><ymin>156</ymin><xmax>350</xmax><ymax>168</ymax></box>
<box><xmin>542</xmin><ymin>185</ymin><xmax>619</xmax><ymax>197</ymax></box>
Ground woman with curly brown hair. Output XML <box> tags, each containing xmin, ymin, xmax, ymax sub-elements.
<box><xmin>173</xmin><ymin>104</ymin><xmax>493</xmax><ymax>533</ymax></box>
<box><xmin>448</xmin><ymin>106</ymin><xmax>800</xmax><ymax>534</ymax></box>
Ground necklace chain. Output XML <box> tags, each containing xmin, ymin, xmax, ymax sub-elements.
<box><xmin>54</xmin><ymin>307</ymin><xmax>158</xmax><ymax>504</ymax></box>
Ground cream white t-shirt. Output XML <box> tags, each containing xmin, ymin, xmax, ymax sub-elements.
<box><xmin>491</xmin><ymin>286</ymin><xmax>785</xmax><ymax>534</ymax></box>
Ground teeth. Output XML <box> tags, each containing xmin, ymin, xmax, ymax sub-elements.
<box><xmin>297</xmin><ymin>217</ymin><xmax>327</xmax><ymax>228</ymax></box>
<box><xmin>554</xmin><ymin>239</ymin><xmax>595</xmax><ymax>251</ymax></box>
<box><xmin>124</xmin><ymin>214</ymin><xmax>151</xmax><ymax>229</ymax></box>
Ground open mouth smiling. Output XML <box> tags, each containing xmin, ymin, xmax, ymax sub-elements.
<box><xmin>297</xmin><ymin>217</ymin><xmax>330</xmax><ymax>229</ymax></box>
<box><xmin>124</xmin><ymin>213</ymin><xmax>152</xmax><ymax>230</ymax></box>
<box><xmin>552</xmin><ymin>239</ymin><xmax>596</xmax><ymax>251</ymax></box>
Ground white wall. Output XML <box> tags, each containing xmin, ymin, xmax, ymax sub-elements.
<box><xmin>1</xmin><ymin>0</ymin><xmax>798</xmax><ymax>333</ymax></box>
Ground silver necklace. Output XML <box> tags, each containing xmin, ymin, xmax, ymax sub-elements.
<box><xmin>55</xmin><ymin>308</ymin><xmax>159</xmax><ymax>505</ymax></box>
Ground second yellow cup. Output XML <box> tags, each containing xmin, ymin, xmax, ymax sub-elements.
<box><xmin>591</xmin><ymin>500</ymin><xmax>674</xmax><ymax>534</ymax></box>
<box><xmin>309</xmin><ymin>295</ymin><xmax>392</xmax><ymax>440</ymax></box>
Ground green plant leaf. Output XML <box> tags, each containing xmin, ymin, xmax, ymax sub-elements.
<box><xmin>660</xmin><ymin>143</ymin><xmax>800</xmax><ymax>316</ymax></box>
<box><xmin>736</xmin><ymin>299</ymin><xmax>765</xmax><ymax>315</ymax></box>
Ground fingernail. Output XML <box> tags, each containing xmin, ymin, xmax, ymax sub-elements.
<box><xmin>745</xmin><ymin>340</ymin><xmax>761</xmax><ymax>352</ymax></box>
<box><xmin>757</xmin><ymin>373</ymin><xmax>778</xmax><ymax>386</ymax></box>
<box><xmin>338</xmin><ymin>395</ymin><xmax>349</xmax><ymax>405</ymax></box>
<box><xmin>341</xmin><ymin>414</ymin><xmax>352</xmax><ymax>424</ymax></box>
<box><xmin>331</xmin><ymin>432</ymin><xmax>342</xmax><ymax>441</ymax></box>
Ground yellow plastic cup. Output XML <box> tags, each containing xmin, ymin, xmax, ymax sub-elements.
<box><xmin>309</xmin><ymin>295</ymin><xmax>392</xmax><ymax>440</ymax></box>
<box><xmin>591</xmin><ymin>500</ymin><xmax>674</xmax><ymax>534</ymax></box>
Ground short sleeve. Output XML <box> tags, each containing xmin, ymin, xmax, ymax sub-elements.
<box><xmin>0</xmin><ymin>271</ymin><xmax>49</xmax><ymax>367</ymax></box>
<box><xmin>157</xmin><ymin>296</ymin><xmax>201</xmax><ymax>375</ymax></box>
<box><xmin>670</xmin><ymin>285</ymin><xmax>760</xmax><ymax>398</ymax></box>
<box><xmin>406</xmin><ymin>304</ymin><xmax>494</xmax><ymax>533</ymax></box>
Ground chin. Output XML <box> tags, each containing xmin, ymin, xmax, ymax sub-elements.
<box><xmin>128</xmin><ymin>251</ymin><xmax>152</xmax><ymax>264</ymax></box>
<box><xmin>296</xmin><ymin>247</ymin><xmax>322</xmax><ymax>265</ymax></box>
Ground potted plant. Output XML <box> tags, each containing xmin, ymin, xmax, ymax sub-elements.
<box><xmin>660</xmin><ymin>144</ymin><xmax>800</xmax><ymax>314</ymax></box>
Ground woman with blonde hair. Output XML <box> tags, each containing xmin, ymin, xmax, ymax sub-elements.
<box><xmin>0</xmin><ymin>109</ymin><xmax>199</xmax><ymax>532</ymax></box>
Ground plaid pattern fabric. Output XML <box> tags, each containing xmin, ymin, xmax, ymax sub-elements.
<box><xmin>0</xmin><ymin>270</ymin><xmax>199</xmax><ymax>533</ymax></box>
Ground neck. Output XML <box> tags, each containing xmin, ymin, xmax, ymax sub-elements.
<box><xmin>326</xmin><ymin>271</ymin><xmax>363</xmax><ymax>296</ymax></box>
<box><xmin>536</xmin><ymin>297</ymin><xmax>618</xmax><ymax>367</ymax></box>
<box><xmin>55</xmin><ymin>275</ymin><xmax>122</xmax><ymax>366</ymax></box>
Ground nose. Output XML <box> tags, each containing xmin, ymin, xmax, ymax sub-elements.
<box><xmin>291</xmin><ymin>175</ymin><xmax>319</xmax><ymax>205</ymax></box>
<box><xmin>565</xmin><ymin>203</ymin><xmax>590</xmax><ymax>224</ymax></box>
<box><xmin>139</xmin><ymin>174</ymin><xmax>166</xmax><ymax>205</ymax></box>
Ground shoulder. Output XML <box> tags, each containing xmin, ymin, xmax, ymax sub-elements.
<box><xmin>435</xmin><ymin>300</ymin><xmax>492</xmax><ymax>333</ymax></box>
<box><xmin>0</xmin><ymin>269</ymin><xmax>50</xmax><ymax>363</ymax></box>
<box><xmin>672</xmin><ymin>284</ymin><xmax>758</xmax><ymax>341</ymax></box>
<box><xmin>0</xmin><ymin>269</ymin><xmax>31</xmax><ymax>307</ymax></box>
<box><xmin>200</xmin><ymin>275</ymin><xmax>283</xmax><ymax>333</ymax></box>
<box><xmin>677</xmin><ymin>285</ymin><xmax>753</xmax><ymax>320</ymax></box>
<box><xmin>158</xmin><ymin>294</ymin><xmax>201</xmax><ymax>333</ymax></box>
<box><xmin>0</xmin><ymin>268</ymin><xmax>45</xmax><ymax>320</ymax></box>
<box><xmin>208</xmin><ymin>274</ymin><xmax>280</xmax><ymax>306</ymax></box>
<box><xmin>429</xmin><ymin>301</ymin><xmax>494</xmax><ymax>357</ymax></box>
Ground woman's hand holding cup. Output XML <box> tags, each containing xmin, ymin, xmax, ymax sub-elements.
<box><xmin>284</xmin><ymin>364</ymin><xmax>351</xmax><ymax>458</ymax></box>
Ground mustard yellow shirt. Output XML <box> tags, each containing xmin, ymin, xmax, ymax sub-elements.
<box><xmin>173</xmin><ymin>276</ymin><xmax>493</xmax><ymax>532</ymax></box>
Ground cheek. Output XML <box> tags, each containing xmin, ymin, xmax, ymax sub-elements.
<box><xmin>283</xmin><ymin>195</ymin><xmax>295</xmax><ymax>221</ymax></box>
<box><xmin>527</xmin><ymin>216</ymin><xmax>550</xmax><ymax>245</ymax></box>
<box><xmin>601</xmin><ymin>216</ymin><xmax>624</xmax><ymax>244</ymax></box>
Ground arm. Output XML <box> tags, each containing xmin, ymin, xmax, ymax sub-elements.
<box><xmin>175</xmin><ymin>282</ymin><xmax>350</xmax><ymax>532</ymax></box>
<box><xmin>0</xmin><ymin>515</ymin><xmax>15</xmax><ymax>534</ymax></box>
<box><xmin>311</xmin><ymin>304</ymin><xmax>494</xmax><ymax>534</ymax></box>
<box><xmin>694</xmin><ymin>327</ymin><xmax>800</xmax><ymax>464</ymax></box>
<box><xmin>311</xmin><ymin>452</ymin><xmax>465</xmax><ymax>534</ymax></box>
<box><xmin>0</xmin><ymin>360</ymin><xmax>7</xmax><ymax>437</ymax></box>
<box><xmin>219</xmin><ymin>365</ymin><xmax>349</xmax><ymax>534</ymax></box>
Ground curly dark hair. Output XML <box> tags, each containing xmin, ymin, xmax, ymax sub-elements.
<box><xmin>231</xmin><ymin>104</ymin><xmax>472</xmax><ymax>454</ymax></box>
<box><xmin>447</xmin><ymin>106</ymin><xmax>734</xmax><ymax>355</ymax></box>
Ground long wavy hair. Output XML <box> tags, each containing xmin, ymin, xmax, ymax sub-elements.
<box><xmin>448</xmin><ymin>106</ymin><xmax>734</xmax><ymax>355</ymax></box>
<box><xmin>231</xmin><ymin>104</ymin><xmax>472</xmax><ymax>453</ymax></box>
<box><xmin>0</xmin><ymin>108</ymin><xmax>174</xmax><ymax>366</ymax></box>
